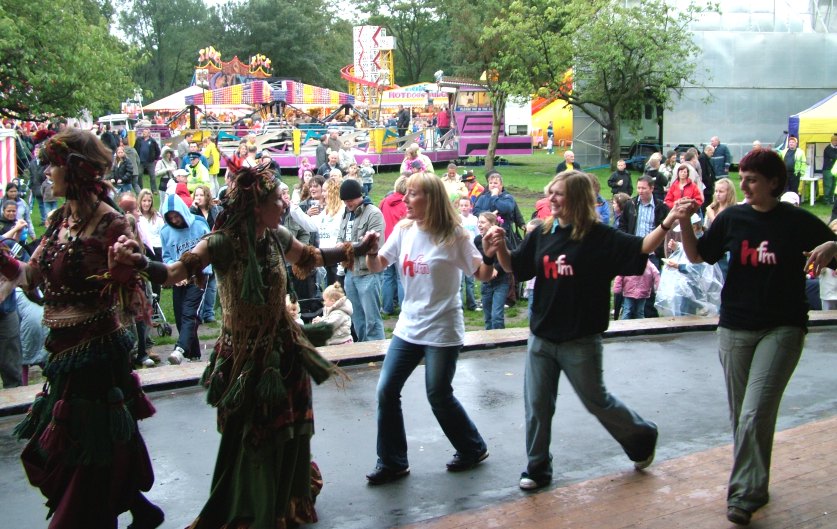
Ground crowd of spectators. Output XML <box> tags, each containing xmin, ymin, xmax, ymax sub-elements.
<box><xmin>3</xmin><ymin>122</ymin><xmax>837</xmax><ymax>388</ymax></box>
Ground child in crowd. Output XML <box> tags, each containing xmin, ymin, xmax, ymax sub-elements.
<box><xmin>313</xmin><ymin>282</ymin><xmax>353</xmax><ymax>345</ymax></box>
<box><xmin>297</xmin><ymin>157</ymin><xmax>314</xmax><ymax>184</ymax></box>
<box><xmin>607</xmin><ymin>159</ymin><xmax>633</xmax><ymax>196</ymax></box>
<box><xmin>285</xmin><ymin>295</ymin><xmax>304</xmax><ymax>326</ymax></box>
<box><xmin>820</xmin><ymin>219</ymin><xmax>837</xmax><ymax>310</ymax></box>
<box><xmin>612</xmin><ymin>259</ymin><xmax>661</xmax><ymax>320</ymax></box>
<box><xmin>346</xmin><ymin>162</ymin><xmax>361</xmax><ymax>184</ymax></box>
<box><xmin>459</xmin><ymin>198</ymin><xmax>479</xmax><ymax>311</ymax></box>
<box><xmin>360</xmin><ymin>158</ymin><xmax>375</xmax><ymax>196</ymax></box>
<box><xmin>475</xmin><ymin>212</ymin><xmax>508</xmax><ymax>329</ymax></box>
<box><xmin>524</xmin><ymin>218</ymin><xmax>544</xmax><ymax>318</ymax></box>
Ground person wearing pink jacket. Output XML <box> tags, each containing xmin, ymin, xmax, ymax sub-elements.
<box><xmin>612</xmin><ymin>259</ymin><xmax>660</xmax><ymax>319</ymax></box>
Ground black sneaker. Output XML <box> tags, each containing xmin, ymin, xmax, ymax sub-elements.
<box><xmin>366</xmin><ymin>465</ymin><xmax>410</xmax><ymax>485</ymax></box>
<box><xmin>726</xmin><ymin>506</ymin><xmax>751</xmax><ymax>526</ymax></box>
<box><xmin>446</xmin><ymin>449</ymin><xmax>489</xmax><ymax>472</ymax></box>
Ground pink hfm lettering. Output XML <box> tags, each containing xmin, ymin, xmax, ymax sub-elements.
<box><xmin>740</xmin><ymin>240</ymin><xmax>776</xmax><ymax>266</ymax></box>
<box><xmin>402</xmin><ymin>253</ymin><xmax>429</xmax><ymax>277</ymax></box>
<box><xmin>543</xmin><ymin>254</ymin><xmax>574</xmax><ymax>279</ymax></box>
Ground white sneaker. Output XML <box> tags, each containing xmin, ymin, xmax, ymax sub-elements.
<box><xmin>142</xmin><ymin>357</ymin><xmax>155</xmax><ymax>368</ymax></box>
<box><xmin>168</xmin><ymin>347</ymin><xmax>185</xmax><ymax>365</ymax></box>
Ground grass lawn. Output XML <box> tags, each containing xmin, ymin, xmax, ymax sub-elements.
<box><xmin>23</xmin><ymin>148</ymin><xmax>835</xmax><ymax>338</ymax></box>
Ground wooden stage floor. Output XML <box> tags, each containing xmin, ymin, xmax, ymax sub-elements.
<box><xmin>402</xmin><ymin>415</ymin><xmax>837</xmax><ymax>529</ymax></box>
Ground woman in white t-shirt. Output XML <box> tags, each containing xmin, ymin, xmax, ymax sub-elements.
<box><xmin>363</xmin><ymin>172</ymin><xmax>496</xmax><ymax>485</ymax></box>
<box><xmin>308</xmin><ymin>175</ymin><xmax>345</xmax><ymax>287</ymax></box>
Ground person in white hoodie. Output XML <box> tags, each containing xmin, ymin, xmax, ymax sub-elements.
<box><xmin>313</xmin><ymin>282</ymin><xmax>353</xmax><ymax>345</ymax></box>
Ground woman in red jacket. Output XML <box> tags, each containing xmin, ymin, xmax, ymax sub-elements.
<box><xmin>665</xmin><ymin>163</ymin><xmax>703</xmax><ymax>209</ymax></box>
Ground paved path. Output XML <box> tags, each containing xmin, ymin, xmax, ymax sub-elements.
<box><xmin>0</xmin><ymin>316</ymin><xmax>834</xmax><ymax>529</ymax></box>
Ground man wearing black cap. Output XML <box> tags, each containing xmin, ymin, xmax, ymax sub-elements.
<box><xmin>461</xmin><ymin>170</ymin><xmax>485</xmax><ymax>206</ymax></box>
<box><xmin>338</xmin><ymin>179</ymin><xmax>385</xmax><ymax>341</ymax></box>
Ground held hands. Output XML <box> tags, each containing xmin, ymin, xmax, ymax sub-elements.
<box><xmin>670</xmin><ymin>198</ymin><xmax>698</xmax><ymax>227</ymax></box>
<box><xmin>108</xmin><ymin>235</ymin><xmax>143</xmax><ymax>270</ymax></box>
<box><xmin>357</xmin><ymin>231</ymin><xmax>380</xmax><ymax>256</ymax></box>
<box><xmin>482</xmin><ymin>226</ymin><xmax>506</xmax><ymax>257</ymax></box>
<box><xmin>804</xmin><ymin>240</ymin><xmax>837</xmax><ymax>276</ymax></box>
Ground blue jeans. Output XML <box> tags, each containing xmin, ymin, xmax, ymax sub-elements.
<box><xmin>362</xmin><ymin>182</ymin><xmax>373</xmax><ymax>196</ymax></box>
<box><xmin>381</xmin><ymin>263</ymin><xmax>403</xmax><ymax>315</ymax></box>
<box><xmin>481</xmin><ymin>280</ymin><xmax>509</xmax><ymax>329</ymax></box>
<box><xmin>523</xmin><ymin>334</ymin><xmax>657</xmax><ymax>481</ymax></box>
<box><xmin>33</xmin><ymin>196</ymin><xmax>45</xmax><ymax>224</ymax></box>
<box><xmin>620</xmin><ymin>297</ymin><xmax>646</xmax><ymax>320</ymax></box>
<box><xmin>526</xmin><ymin>288</ymin><xmax>534</xmax><ymax>319</ymax></box>
<box><xmin>344</xmin><ymin>271</ymin><xmax>384</xmax><ymax>342</ymax></box>
<box><xmin>375</xmin><ymin>335</ymin><xmax>487</xmax><ymax>470</ymax></box>
<box><xmin>0</xmin><ymin>311</ymin><xmax>22</xmax><ymax>388</ymax></box>
<box><xmin>718</xmin><ymin>326</ymin><xmax>804</xmax><ymax>513</ymax></box>
<box><xmin>200</xmin><ymin>273</ymin><xmax>217</xmax><ymax>321</ymax></box>
<box><xmin>461</xmin><ymin>272</ymin><xmax>476</xmax><ymax>310</ymax></box>
<box><xmin>44</xmin><ymin>201</ymin><xmax>58</xmax><ymax>219</ymax></box>
<box><xmin>172</xmin><ymin>282</ymin><xmax>204</xmax><ymax>359</ymax></box>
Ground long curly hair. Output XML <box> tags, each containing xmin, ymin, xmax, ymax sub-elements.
<box><xmin>324</xmin><ymin>174</ymin><xmax>344</xmax><ymax>217</ymax></box>
<box><xmin>39</xmin><ymin>129</ymin><xmax>118</xmax><ymax>236</ymax></box>
<box><xmin>214</xmin><ymin>165</ymin><xmax>278</xmax><ymax>232</ymax></box>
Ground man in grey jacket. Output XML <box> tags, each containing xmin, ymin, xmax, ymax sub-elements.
<box><xmin>338</xmin><ymin>179</ymin><xmax>385</xmax><ymax>341</ymax></box>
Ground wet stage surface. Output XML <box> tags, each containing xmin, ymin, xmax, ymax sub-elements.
<box><xmin>1</xmin><ymin>329</ymin><xmax>835</xmax><ymax>529</ymax></box>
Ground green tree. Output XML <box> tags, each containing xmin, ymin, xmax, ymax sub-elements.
<box><xmin>498</xmin><ymin>0</ymin><xmax>715</xmax><ymax>168</ymax></box>
<box><xmin>441</xmin><ymin>0</ymin><xmax>531</xmax><ymax>171</ymax></box>
<box><xmin>0</xmin><ymin>0</ymin><xmax>135</xmax><ymax>120</ymax></box>
<box><xmin>118</xmin><ymin>0</ymin><xmax>223</xmax><ymax>100</ymax></box>
<box><xmin>217</xmin><ymin>0</ymin><xmax>352</xmax><ymax>91</ymax></box>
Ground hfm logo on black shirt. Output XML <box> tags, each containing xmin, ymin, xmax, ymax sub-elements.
<box><xmin>543</xmin><ymin>254</ymin><xmax>574</xmax><ymax>278</ymax></box>
<box><xmin>740</xmin><ymin>241</ymin><xmax>776</xmax><ymax>266</ymax></box>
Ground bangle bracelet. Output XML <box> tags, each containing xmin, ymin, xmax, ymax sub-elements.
<box><xmin>660</xmin><ymin>222</ymin><xmax>672</xmax><ymax>231</ymax></box>
<box><xmin>367</xmin><ymin>252</ymin><xmax>378</xmax><ymax>257</ymax></box>
<box><xmin>483</xmin><ymin>254</ymin><xmax>496</xmax><ymax>266</ymax></box>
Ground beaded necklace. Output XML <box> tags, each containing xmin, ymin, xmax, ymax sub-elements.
<box><xmin>64</xmin><ymin>199</ymin><xmax>102</xmax><ymax>245</ymax></box>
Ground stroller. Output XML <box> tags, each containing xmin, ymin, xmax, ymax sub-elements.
<box><xmin>298</xmin><ymin>297</ymin><xmax>324</xmax><ymax>324</ymax></box>
<box><xmin>150</xmin><ymin>292</ymin><xmax>173</xmax><ymax>337</ymax></box>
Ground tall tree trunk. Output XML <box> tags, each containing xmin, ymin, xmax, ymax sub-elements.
<box><xmin>487</xmin><ymin>92</ymin><xmax>507</xmax><ymax>172</ymax></box>
<box><xmin>608</xmin><ymin>115</ymin><xmax>621</xmax><ymax>170</ymax></box>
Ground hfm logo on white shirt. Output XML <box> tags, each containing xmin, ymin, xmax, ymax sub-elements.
<box><xmin>543</xmin><ymin>254</ymin><xmax>574</xmax><ymax>278</ymax></box>
<box><xmin>740</xmin><ymin>241</ymin><xmax>776</xmax><ymax>266</ymax></box>
<box><xmin>402</xmin><ymin>253</ymin><xmax>430</xmax><ymax>277</ymax></box>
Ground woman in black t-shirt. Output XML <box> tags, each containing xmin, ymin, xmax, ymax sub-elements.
<box><xmin>484</xmin><ymin>170</ymin><xmax>683</xmax><ymax>492</ymax></box>
<box><xmin>677</xmin><ymin>149</ymin><xmax>837</xmax><ymax>526</ymax></box>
